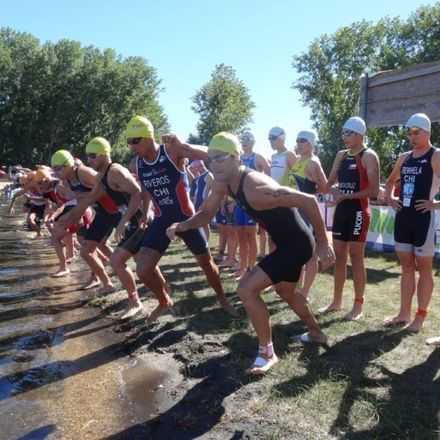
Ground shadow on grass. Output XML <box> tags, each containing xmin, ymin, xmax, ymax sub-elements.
<box><xmin>345</xmin><ymin>348</ymin><xmax>440</xmax><ymax>440</ymax></box>
<box><xmin>272</xmin><ymin>328</ymin><xmax>439</xmax><ymax>438</ymax></box>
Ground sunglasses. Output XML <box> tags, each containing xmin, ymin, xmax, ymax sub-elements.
<box><xmin>127</xmin><ymin>137</ymin><xmax>143</xmax><ymax>145</ymax></box>
<box><xmin>342</xmin><ymin>130</ymin><xmax>356</xmax><ymax>137</ymax></box>
<box><xmin>87</xmin><ymin>153</ymin><xmax>98</xmax><ymax>159</ymax></box>
<box><xmin>296</xmin><ymin>138</ymin><xmax>309</xmax><ymax>143</ymax></box>
<box><xmin>268</xmin><ymin>135</ymin><xmax>280</xmax><ymax>141</ymax></box>
<box><xmin>407</xmin><ymin>128</ymin><xmax>421</xmax><ymax>136</ymax></box>
<box><xmin>207</xmin><ymin>153</ymin><xmax>231</xmax><ymax>165</ymax></box>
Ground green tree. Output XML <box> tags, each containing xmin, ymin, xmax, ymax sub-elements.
<box><xmin>292</xmin><ymin>4</ymin><xmax>440</xmax><ymax>175</ymax></box>
<box><xmin>0</xmin><ymin>28</ymin><xmax>169</xmax><ymax>167</ymax></box>
<box><xmin>191</xmin><ymin>64</ymin><xmax>254</xmax><ymax>144</ymax></box>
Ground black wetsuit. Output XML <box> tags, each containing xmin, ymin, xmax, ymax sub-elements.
<box><xmin>332</xmin><ymin>149</ymin><xmax>370</xmax><ymax>242</ymax></box>
<box><xmin>228</xmin><ymin>168</ymin><xmax>314</xmax><ymax>283</ymax></box>
<box><xmin>395</xmin><ymin>147</ymin><xmax>439</xmax><ymax>256</ymax></box>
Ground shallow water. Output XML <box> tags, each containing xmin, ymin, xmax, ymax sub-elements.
<box><xmin>0</xmin><ymin>193</ymin><xmax>181</xmax><ymax>439</ymax></box>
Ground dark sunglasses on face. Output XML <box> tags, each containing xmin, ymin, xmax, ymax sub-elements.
<box><xmin>342</xmin><ymin>130</ymin><xmax>356</xmax><ymax>137</ymax></box>
<box><xmin>87</xmin><ymin>153</ymin><xmax>98</xmax><ymax>159</ymax></box>
<box><xmin>127</xmin><ymin>137</ymin><xmax>143</xmax><ymax>145</ymax></box>
<box><xmin>268</xmin><ymin>135</ymin><xmax>279</xmax><ymax>141</ymax></box>
<box><xmin>207</xmin><ymin>153</ymin><xmax>231</xmax><ymax>165</ymax></box>
<box><xmin>296</xmin><ymin>138</ymin><xmax>309</xmax><ymax>143</ymax></box>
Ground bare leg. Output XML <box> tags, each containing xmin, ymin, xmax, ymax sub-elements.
<box><xmin>298</xmin><ymin>253</ymin><xmax>318</xmax><ymax>298</ymax></box>
<box><xmin>384</xmin><ymin>251</ymin><xmax>415</xmax><ymax>326</ymax></box>
<box><xmin>236</xmin><ymin>226</ymin><xmax>249</xmax><ymax>277</ymax></box>
<box><xmin>275</xmin><ymin>282</ymin><xmax>326</xmax><ymax>341</ymax></box>
<box><xmin>80</xmin><ymin>240</ymin><xmax>113</xmax><ymax>289</ymax></box>
<box><xmin>407</xmin><ymin>255</ymin><xmax>433</xmax><ymax>332</ymax></box>
<box><xmin>344</xmin><ymin>242</ymin><xmax>366</xmax><ymax>320</ymax></box>
<box><xmin>111</xmin><ymin>247</ymin><xmax>143</xmax><ymax>317</ymax></box>
<box><xmin>195</xmin><ymin>253</ymin><xmax>238</xmax><ymax>316</ymax></box>
<box><xmin>136</xmin><ymin>247</ymin><xmax>173</xmax><ymax>323</ymax></box>
<box><xmin>319</xmin><ymin>239</ymin><xmax>347</xmax><ymax>313</ymax></box>
<box><xmin>219</xmin><ymin>225</ymin><xmax>238</xmax><ymax>267</ymax></box>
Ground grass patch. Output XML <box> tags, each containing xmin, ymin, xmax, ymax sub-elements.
<box><xmin>115</xmin><ymin>236</ymin><xmax>440</xmax><ymax>439</ymax></box>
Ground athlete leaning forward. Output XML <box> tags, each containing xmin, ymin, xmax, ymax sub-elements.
<box><xmin>124</xmin><ymin>116</ymin><xmax>238</xmax><ymax>320</ymax></box>
<box><xmin>167</xmin><ymin>132</ymin><xmax>335</xmax><ymax>375</ymax></box>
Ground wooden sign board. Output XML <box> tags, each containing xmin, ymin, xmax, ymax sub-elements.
<box><xmin>359</xmin><ymin>61</ymin><xmax>440</xmax><ymax>128</ymax></box>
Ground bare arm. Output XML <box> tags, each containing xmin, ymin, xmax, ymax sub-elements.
<box><xmin>309</xmin><ymin>159</ymin><xmax>328</xmax><ymax>193</ymax></box>
<box><xmin>385</xmin><ymin>154</ymin><xmax>406</xmax><ymax>201</ymax></box>
<box><xmin>162</xmin><ymin>134</ymin><xmax>208</xmax><ymax>162</ymax></box>
<box><xmin>58</xmin><ymin>183</ymin><xmax>106</xmax><ymax>227</ymax></box>
<box><xmin>255</xmin><ymin>153</ymin><xmax>271</xmax><ymax>175</ymax></box>
<box><xmin>108</xmin><ymin>165</ymin><xmax>142</xmax><ymax>226</ymax></box>
<box><xmin>246</xmin><ymin>174</ymin><xmax>328</xmax><ymax>245</ymax></box>
<box><xmin>77</xmin><ymin>165</ymin><xmax>98</xmax><ymax>188</ymax></box>
<box><xmin>415</xmin><ymin>148</ymin><xmax>440</xmax><ymax>212</ymax></box>
<box><xmin>8</xmin><ymin>189</ymin><xmax>25</xmax><ymax>213</ymax></box>
<box><xmin>326</xmin><ymin>150</ymin><xmax>346</xmax><ymax>190</ymax></box>
<box><xmin>174</xmin><ymin>181</ymin><xmax>227</xmax><ymax>233</ymax></box>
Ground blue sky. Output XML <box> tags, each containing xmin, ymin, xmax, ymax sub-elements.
<box><xmin>2</xmin><ymin>1</ymin><xmax>433</xmax><ymax>157</ymax></box>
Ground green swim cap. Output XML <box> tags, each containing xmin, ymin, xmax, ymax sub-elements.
<box><xmin>208</xmin><ymin>132</ymin><xmax>242</xmax><ymax>157</ymax></box>
<box><xmin>86</xmin><ymin>137</ymin><xmax>111</xmax><ymax>156</ymax></box>
<box><xmin>126</xmin><ymin>115</ymin><xmax>155</xmax><ymax>139</ymax></box>
<box><xmin>51</xmin><ymin>150</ymin><xmax>74</xmax><ymax>167</ymax></box>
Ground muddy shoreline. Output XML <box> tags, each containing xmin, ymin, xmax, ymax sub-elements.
<box><xmin>0</xmin><ymin>185</ymin><xmax>303</xmax><ymax>440</ymax></box>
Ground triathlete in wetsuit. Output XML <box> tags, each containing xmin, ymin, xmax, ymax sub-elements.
<box><xmin>385</xmin><ymin>113</ymin><xmax>440</xmax><ymax>334</ymax></box>
<box><xmin>126</xmin><ymin>115</ymin><xmax>237</xmax><ymax>319</ymax></box>
<box><xmin>322</xmin><ymin>117</ymin><xmax>379</xmax><ymax>321</ymax></box>
<box><xmin>167</xmin><ymin>132</ymin><xmax>334</xmax><ymax>375</ymax></box>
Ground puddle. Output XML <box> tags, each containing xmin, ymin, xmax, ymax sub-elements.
<box><xmin>120</xmin><ymin>358</ymin><xmax>171</xmax><ymax>420</ymax></box>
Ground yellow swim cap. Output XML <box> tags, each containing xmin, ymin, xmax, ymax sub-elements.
<box><xmin>51</xmin><ymin>150</ymin><xmax>74</xmax><ymax>167</ymax></box>
<box><xmin>86</xmin><ymin>137</ymin><xmax>111</xmax><ymax>156</ymax></box>
<box><xmin>126</xmin><ymin>115</ymin><xmax>155</xmax><ymax>139</ymax></box>
<box><xmin>208</xmin><ymin>132</ymin><xmax>242</xmax><ymax>157</ymax></box>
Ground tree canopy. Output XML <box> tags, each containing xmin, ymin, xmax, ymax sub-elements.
<box><xmin>0</xmin><ymin>28</ymin><xmax>169</xmax><ymax>166</ymax></box>
<box><xmin>191</xmin><ymin>64</ymin><xmax>254</xmax><ymax>145</ymax></box>
<box><xmin>293</xmin><ymin>4</ymin><xmax>440</xmax><ymax>175</ymax></box>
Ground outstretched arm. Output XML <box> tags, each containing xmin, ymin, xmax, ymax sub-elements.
<box><xmin>162</xmin><ymin>134</ymin><xmax>208</xmax><ymax>162</ymax></box>
<box><xmin>167</xmin><ymin>181</ymin><xmax>227</xmax><ymax>239</ymax></box>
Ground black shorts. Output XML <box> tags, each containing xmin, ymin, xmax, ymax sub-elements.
<box><xmin>332</xmin><ymin>202</ymin><xmax>370</xmax><ymax>242</ymax></box>
<box><xmin>141</xmin><ymin>217</ymin><xmax>208</xmax><ymax>256</ymax></box>
<box><xmin>54</xmin><ymin>205</ymin><xmax>74</xmax><ymax>222</ymax></box>
<box><xmin>394</xmin><ymin>209</ymin><xmax>436</xmax><ymax>256</ymax></box>
<box><xmin>258</xmin><ymin>241</ymin><xmax>313</xmax><ymax>284</ymax></box>
<box><xmin>29</xmin><ymin>204</ymin><xmax>45</xmax><ymax>224</ymax></box>
<box><xmin>118</xmin><ymin>227</ymin><xmax>145</xmax><ymax>255</ymax></box>
<box><xmin>84</xmin><ymin>207</ymin><xmax>121</xmax><ymax>243</ymax></box>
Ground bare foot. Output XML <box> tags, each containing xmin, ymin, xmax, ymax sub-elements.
<box><xmin>146</xmin><ymin>299</ymin><xmax>174</xmax><ymax>324</ymax></box>
<box><xmin>51</xmin><ymin>268</ymin><xmax>70</xmax><ymax>278</ymax></box>
<box><xmin>218</xmin><ymin>297</ymin><xmax>239</xmax><ymax>318</ymax></box>
<box><xmin>120</xmin><ymin>303</ymin><xmax>145</xmax><ymax>320</ymax></box>
<box><xmin>383</xmin><ymin>315</ymin><xmax>410</xmax><ymax>327</ymax></box>
<box><xmin>98</xmin><ymin>285</ymin><xmax>115</xmax><ymax>295</ymax></box>
<box><xmin>81</xmin><ymin>279</ymin><xmax>101</xmax><ymax>290</ymax></box>
<box><xmin>318</xmin><ymin>303</ymin><xmax>342</xmax><ymax>314</ymax></box>
<box><xmin>406</xmin><ymin>316</ymin><xmax>425</xmax><ymax>333</ymax></box>
<box><xmin>344</xmin><ymin>305</ymin><xmax>363</xmax><ymax>321</ymax></box>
